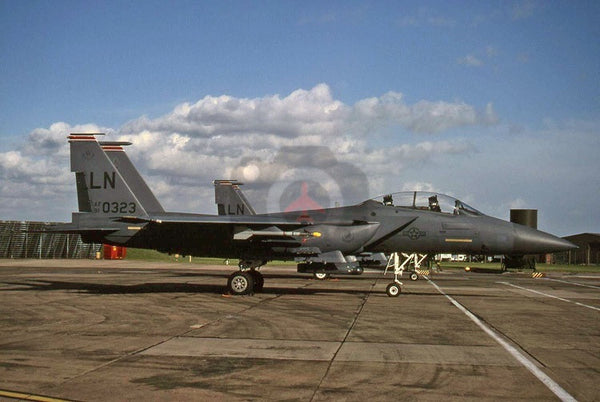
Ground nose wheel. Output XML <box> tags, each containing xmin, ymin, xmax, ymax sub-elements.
<box><xmin>386</xmin><ymin>281</ymin><xmax>402</xmax><ymax>297</ymax></box>
<box><xmin>383</xmin><ymin>252</ymin><xmax>429</xmax><ymax>296</ymax></box>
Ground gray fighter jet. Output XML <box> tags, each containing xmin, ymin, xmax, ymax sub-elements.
<box><xmin>50</xmin><ymin>134</ymin><xmax>576</xmax><ymax>296</ymax></box>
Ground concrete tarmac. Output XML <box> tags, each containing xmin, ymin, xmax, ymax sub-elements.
<box><xmin>0</xmin><ymin>260</ymin><xmax>598</xmax><ymax>401</ymax></box>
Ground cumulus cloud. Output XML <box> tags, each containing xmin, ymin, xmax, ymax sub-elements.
<box><xmin>0</xmin><ymin>121</ymin><xmax>108</xmax><ymax>186</ymax></box>
<box><xmin>121</xmin><ymin>84</ymin><xmax>348</xmax><ymax>140</ymax></box>
<box><xmin>0</xmin><ymin>122</ymin><xmax>115</xmax><ymax>220</ymax></box>
<box><xmin>0</xmin><ymin>84</ymin><xmax>498</xmax><ymax>220</ymax></box>
<box><xmin>352</xmin><ymin>91</ymin><xmax>496</xmax><ymax>133</ymax></box>
<box><xmin>122</xmin><ymin>85</ymin><xmax>495</xmax><ymax>143</ymax></box>
<box><xmin>22</xmin><ymin>122</ymin><xmax>110</xmax><ymax>156</ymax></box>
<box><xmin>458</xmin><ymin>54</ymin><xmax>483</xmax><ymax>67</ymax></box>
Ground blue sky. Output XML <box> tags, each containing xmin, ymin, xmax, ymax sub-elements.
<box><xmin>1</xmin><ymin>0</ymin><xmax>599</xmax><ymax>236</ymax></box>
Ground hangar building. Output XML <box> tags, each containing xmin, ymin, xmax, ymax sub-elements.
<box><xmin>557</xmin><ymin>233</ymin><xmax>600</xmax><ymax>265</ymax></box>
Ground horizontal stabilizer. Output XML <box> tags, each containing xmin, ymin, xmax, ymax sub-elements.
<box><xmin>99</xmin><ymin>141</ymin><xmax>133</xmax><ymax>147</ymax></box>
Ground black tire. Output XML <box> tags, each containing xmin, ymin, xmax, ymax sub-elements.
<box><xmin>250</xmin><ymin>270</ymin><xmax>264</xmax><ymax>292</ymax></box>
<box><xmin>314</xmin><ymin>272</ymin><xmax>330</xmax><ymax>280</ymax></box>
<box><xmin>227</xmin><ymin>271</ymin><xmax>254</xmax><ymax>295</ymax></box>
<box><xmin>386</xmin><ymin>282</ymin><xmax>401</xmax><ymax>297</ymax></box>
<box><xmin>351</xmin><ymin>266</ymin><xmax>364</xmax><ymax>275</ymax></box>
<box><xmin>410</xmin><ymin>272</ymin><xmax>419</xmax><ymax>281</ymax></box>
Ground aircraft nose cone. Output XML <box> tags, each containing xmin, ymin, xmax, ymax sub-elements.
<box><xmin>513</xmin><ymin>225</ymin><xmax>577</xmax><ymax>254</ymax></box>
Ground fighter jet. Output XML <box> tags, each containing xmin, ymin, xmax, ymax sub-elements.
<box><xmin>49</xmin><ymin>133</ymin><xmax>576</xmax><ymax>296</ymax></box>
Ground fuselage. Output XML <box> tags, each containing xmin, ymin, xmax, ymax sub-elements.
<box><xmin>94</xmin><ymin>194</ymin><xmax>574</xmax><ymax>260</ymax></box>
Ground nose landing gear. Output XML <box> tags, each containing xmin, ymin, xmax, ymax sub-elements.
<box><xmin>386</xmin><ymin>282</ymin><xmax>402</xmax><ymax>297</ymax></box>
<box><xmin>383</xmin><ymin>252</ymin><xmax>429</xmax><ymax>297</ymax></box>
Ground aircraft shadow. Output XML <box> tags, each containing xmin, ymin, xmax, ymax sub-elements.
<box><xmin>2</xmin><ymin>279</ymin><xmax>376</xmax><ymax>297</ymax></box>
<box><xmin>3</xmin><ymin>280</ymin><xmax>225</xmax><ymax>295</ymax></box>
<box><xmin>170</xmin><ymin>272</ymin><xmax>379</xmax><ymax>281</ymax></box>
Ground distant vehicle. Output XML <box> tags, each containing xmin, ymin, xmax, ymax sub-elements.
<box><xmin>436</xmin><ymin>254</ymin><xmax>452</xmax><ymax>262</ymax></box>
<box><xmin>48</xmin><ymin>134</ymin><xmax>576</xmax><ymax>296</ymax></box>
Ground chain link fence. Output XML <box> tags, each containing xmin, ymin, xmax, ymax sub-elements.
<box><xmin>0</xmin><ymin>220</ymin><xmax>101</xmax><ymax>259</ymax></box>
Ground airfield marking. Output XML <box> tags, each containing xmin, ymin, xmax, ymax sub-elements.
<box><xmin>500</xmin><ymin>282</ymin><xmax>600</xmax><ymax>312</ymax></box>
<box><xmin>426</xmin><ymin>277</ymin><xmax>577</xmax><ymax>402</ymax></box>
<box><xmin>0</xmin><ymin>389</ymin><xmax>74</xmax><ymax>402</ymax></box>
<box><xmin>544</xmin><ymin>277</ymin><xmax>600</xmax><ymax>290</ymax></box>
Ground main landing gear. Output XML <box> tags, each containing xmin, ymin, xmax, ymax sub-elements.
<box><xmin>313</xmin><ymin>271</ymin><xmax>330</xmax><ymax>280</ymax></box>
<box><xmin>226</xmin><ymin>260</ymin><xmax>265</xmax><ymax>295</ymax></box>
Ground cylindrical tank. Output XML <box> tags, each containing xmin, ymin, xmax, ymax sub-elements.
<box><xmin>508</xmin><ymin>209</ymin><xmax>540</xmax><ymax>271</ymax></box>
<box><xmin>510</xmin><ymin>209</ymin><xmax>538</xmax><ymax>229</ymax></box>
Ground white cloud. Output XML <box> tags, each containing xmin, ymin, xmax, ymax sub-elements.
<box><xmin>351</xmin><ymin>91</ymin><xmax>495</xmax><ymax>133</ymax></box>
<box><xmin>401</xmin><ymin>182</ymin><xmax>436</xmax><ymax>192</ymax></box>
<box><xmin>458</xmin><ymin>46</ymin><xmax>499</xmax><ymax>70</ymax></box>
<box><xmin>24</xmin><ymin>122</ymin><xmax>109</xmax><ymax>157</ymax></box>
<box><xmin>458</xmin><ymin>54</ymin><xmax>483</xmax><ymax>67</ymax></box>
<box><xmin>1</xmin><ymin>84</ymin><xmax>502</xmax><ymax>222</ymax></box>
<box><xmin>121</xmin><ymin>84</ymin><xmax>348</xmax><ymax>140</ymax></box>
<box><xmin>1</xmin><ymin>99</ymin><xmax>597</xmax><ymax>237</ymax></box>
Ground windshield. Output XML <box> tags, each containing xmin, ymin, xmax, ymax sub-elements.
<box><xmin>369</xmin><ymin>191</ymin><xmax>482</xmax><ymax>216</ymax></box>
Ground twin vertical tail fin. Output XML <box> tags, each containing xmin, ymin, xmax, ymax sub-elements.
<box><xmin>70</xmin><ymin>133</ymin><xmax>249</xmax><ymax>218</ymax></box>
<box><xmin>100</xmin><ymin>141</ymin><xmax>164</xmax><ymax>213</ymax></box>
<box><xmin>69</xmin><ymin>133</ymin><xmax>161</xmax><ymax>217</ymax></box>
<box><xmin>214</xmin><ymin>180</ymin><xmax>256</xmax><ymax>215</ymax></box>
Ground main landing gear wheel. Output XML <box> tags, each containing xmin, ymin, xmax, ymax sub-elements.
<box><xmin>227</xmin><ymin>271</ymin><xmax>254</xmax><ymax>295</ymax></box>
<box><xmin>250</xmin><ymin>270</ymin><xmax>264</xmax><ymax>292</ymax></box>
<box><xmin>386</xmin><ymin>282</ymin><xmax>401</xmax><ymax>297</ymax></box>
<box><xmin>314</xmin><ymin>272</ymin><xmax>330</xmax><ymax>280</ymax></box>
<box><xmin>410</xmin><ymin>272</ymin><xmax>419</xmax><ymax>281</ymax></box>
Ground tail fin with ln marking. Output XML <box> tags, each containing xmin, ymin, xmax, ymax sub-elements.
<box><xmin>214</xmin><ymin>180</ymin><xmax>256</xmax><ymax>216</ymax></box>
<box><xmin>100</xmin><ymin>141</ymin><xmax>164</xmax><ymax>214</ymax></box>
<box><xmin>69</xmin><ymin>133</ymin><xmax>147</xmax><ymax>217</ymax></box>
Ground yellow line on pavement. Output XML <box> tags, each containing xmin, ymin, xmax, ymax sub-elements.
<box><xmin>0</xmin><ymin>389</ymin><xmax>75</xmax><ymax>402</ymax></box>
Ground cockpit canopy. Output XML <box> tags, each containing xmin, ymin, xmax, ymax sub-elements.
<box><xmin>368</xmin><ymin>191</ymin><xmax>482</xmax><ymax>216</ymax></box>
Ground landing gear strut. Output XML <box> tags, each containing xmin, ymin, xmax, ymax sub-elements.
<box><xmin>249</xmin><ymin>270</ymin><xmax>264</xmax><ymax>292</ymax></box>
<box><xmin>384</xmin><ymin>253</ymin><xmax>404</xmax><ymax>297</ymax></box>
<box><xmin>383</xmin><ymin>253</ymin><xmax>429</xmax><ymax>297</ymax></box>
